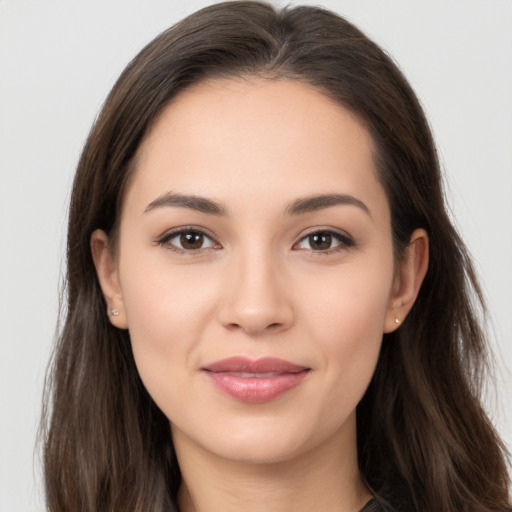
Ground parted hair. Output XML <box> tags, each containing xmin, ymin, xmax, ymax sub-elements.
<box><xmin>41</xmin><ymin>2</ymin><xmax>511</xmax><ymax>511</ymax></box>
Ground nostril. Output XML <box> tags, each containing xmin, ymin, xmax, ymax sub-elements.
<box><xmin>227</xmin><ymin>322</ymin><xmax>281</xmax><ymax>330</ymax></box>
<box><xmin>223</xmin><ymin>321</ymin><xmax>284</xmax><ymax>334</ymax></box>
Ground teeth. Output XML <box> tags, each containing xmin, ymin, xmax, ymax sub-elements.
<box><xmin>229</xmin><ymin>372</ymin><xmax>281</xmax><ymax>378</ymax></box>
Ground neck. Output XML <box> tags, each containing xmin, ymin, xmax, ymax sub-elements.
<box><xmin>174</xmin><ymin>416</ymin><xmax>371</xmax><ymax>512</ymax></box>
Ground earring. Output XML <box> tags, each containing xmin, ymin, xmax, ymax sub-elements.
<box><xmin>107</xmin><ymin>308</ymin><xmax>119</xmax><ymax>317</ymax></box>
<box><xmin>394</xmin><ymin>317</ymin><xmax>400</xmax><ymax>324</ymax></box>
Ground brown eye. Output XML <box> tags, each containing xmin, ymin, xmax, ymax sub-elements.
<box><xmin>308</xmin><ymin>233</ymin><xmax>332</xmax><ymax>251</ymax></box>
<box><xmin>295</xmin><ymin>230</ymin><xmax>354</xmax><ymax>252</ymax></box>
<box><xmin>160</xmin><ymin>229</ymin><xmax>217</xmax><ymax>252</ymax></box>
<box><xmin>180</xmin><ymin>231</ymin><xmax>205</xmax><ymax>250</ymax></box>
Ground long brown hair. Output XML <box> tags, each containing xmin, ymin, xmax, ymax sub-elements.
<box><xmin>41</xmin><ymin>2</ymin><xmax>511</xmax><ymax>511</ymax></box>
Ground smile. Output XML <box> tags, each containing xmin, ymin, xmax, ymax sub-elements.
<box><xmin>202</xmin><ymin>357</ymin><xmax>311</xmax><ymax>403</ymax></box>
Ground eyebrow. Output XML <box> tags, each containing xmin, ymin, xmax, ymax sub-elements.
<box><xmin>144</xmin><ymin>192</ymin><xmax>371</xmax><ymax>218</ymax></box>
<box><xmin>286</xmin><ymin>193</ymin><xmax>371</xmax><ymax>217</ymax></box>
<box><xmin>144</xmin><ymin>192</ymin><xmax>227</xmax><ymax>215</ymax></box>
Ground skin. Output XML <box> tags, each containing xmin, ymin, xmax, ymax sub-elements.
<box><xmin>92</xmin><ymin>78</ymin><xmax>428</xmax><ymax>512</ymax></box>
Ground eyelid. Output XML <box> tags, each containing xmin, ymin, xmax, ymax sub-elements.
<box><xmin>155</xmin><ymin>226</ymin><xmax>221</xmax><ymax>253</ymax></box>
<box><xmin>293</xmin><ymin>228</ymin><xmax>355</xmax><ymax>253</ymax></box>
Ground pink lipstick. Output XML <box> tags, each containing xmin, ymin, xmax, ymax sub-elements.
<box><xmin>202</xmin><ymin>357</ymin><xmax>310</xmax><ymax>403</ymax></box>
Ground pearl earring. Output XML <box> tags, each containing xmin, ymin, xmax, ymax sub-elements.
<box><xmin>107</xmin><ymin>308</ymin><xmax>119</xmax><ymax>317</ymax></box>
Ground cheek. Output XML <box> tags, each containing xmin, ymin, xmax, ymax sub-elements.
<box><xmin>303</xmin><ymin>257</ymin><xmax>393</xmax><ymax>339</ymax></box>
<box><xmin>300</xmin><ymin>258</ymin><xmax>393</xmax><ymax>397</ymax></box>
<box><xmin>120</xmin><ymin>243</ymin><xmax>219</xmax><ymax>337</ymax></box>
<box><xmin>117</xmin><ymin>250</ymin><xmax>221</xmax><ymax>405</ymax></box>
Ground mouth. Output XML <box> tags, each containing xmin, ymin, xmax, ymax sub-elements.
<box><xmin>201</xmin><ymin>357</ymin><xmax>311</xmax><ymax>403</ymax></box>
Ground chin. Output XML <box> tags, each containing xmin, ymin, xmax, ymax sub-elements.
<box><xmin>172</xmin><ymin>409</ymin><xmax>353</xmax><ymax>467</ymax></box>
<box><xmin>210</xmin><ymin>435</ymin><xmax>310</xmax><ymax>465</ymax></box>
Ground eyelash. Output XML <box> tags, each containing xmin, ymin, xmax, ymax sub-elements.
<box><xmin>155</xmin><ymin>227</ymin><xmax>354</xmax><ymax>255</ymax></box>
<box><xmin>156</xmin><ymin>227</ymin><xmax>221</xmax><ymax>254</ymax></box>
<box><xmin>293</xmin><ymin>230</ymin><xmax>355</xmax><ymax>254</ymax></box>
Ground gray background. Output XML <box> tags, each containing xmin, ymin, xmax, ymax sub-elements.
<box><xmin>1</xmin><ymin>1</ymin><xmax>511</xmax><ymax>510</ymax></box>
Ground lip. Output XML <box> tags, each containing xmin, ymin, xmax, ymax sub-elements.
<box><xmin>201</xmin><ymin>357</ymin><xmax>310</xmax><ymax>403</ymax></box>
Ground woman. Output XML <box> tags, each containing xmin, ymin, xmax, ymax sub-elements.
<box><xmin>41</xmin><ymin>2</ymin><xmax>511</xmax><ymax>511</ymax></box>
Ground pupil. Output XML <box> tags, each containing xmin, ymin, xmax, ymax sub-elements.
<box><xmin>310</xmin><ymin>233</ymin><xmax>331</xmax><ymax>250</ymax></box>
<box><xmin>180</xmin><ymin>232</ymin><xmax>203</xmax><ymax>250</ymax></box>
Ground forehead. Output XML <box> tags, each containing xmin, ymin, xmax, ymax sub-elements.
<box><xmin>124</xmin><ymin>78</ymin><xmax>387</xmax><ymax>218</ymax></box>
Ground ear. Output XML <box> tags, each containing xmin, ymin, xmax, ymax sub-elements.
<box><xmin>384</xmin><ymin>228</ymin><xmax>429</xmax><ymax>333</ymax></box>
<box><xmin>90</xmin><ymin>229</ymin><xmax>128</xmax><ymax>329</ymax></box>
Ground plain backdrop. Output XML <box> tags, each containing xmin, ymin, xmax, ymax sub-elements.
<box><xmin>1</xmin><ymin>1</ymin><xmax>511</xmax><ymax>510</ymax></box>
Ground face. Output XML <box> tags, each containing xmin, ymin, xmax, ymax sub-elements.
<box><xmin>93</xmin><ymin>78</ymin><xmax>424</xmax><ymax>466</ymax></box>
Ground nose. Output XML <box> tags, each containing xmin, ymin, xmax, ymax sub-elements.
<box><xmin>217</xmin><ymin>248</ymin><xmax>294</xmax><ymax>336</ymax></box>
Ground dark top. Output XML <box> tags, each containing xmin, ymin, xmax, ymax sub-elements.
<box><xmin>360</xmin><ymin>498</ymin><xmax>386</xmax><ymax>512</ymax></box>
<box><xmin>359</xmin><ymin>476</ymin><xmax>415</xmax><ymax>512</ymax></box>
